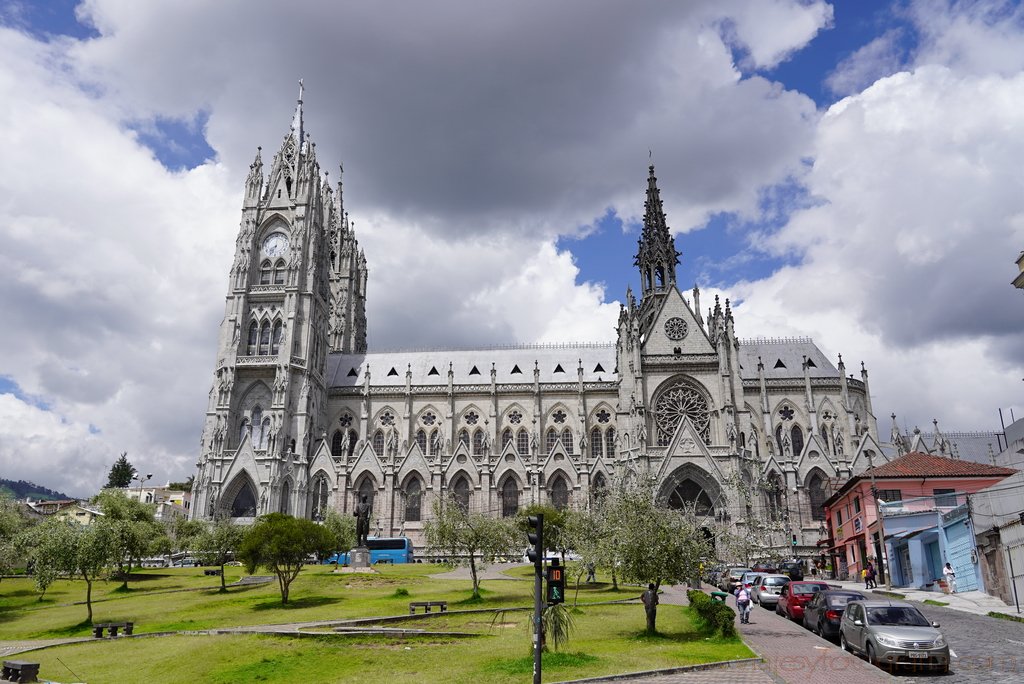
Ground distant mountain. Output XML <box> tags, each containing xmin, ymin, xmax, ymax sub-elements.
<box><xmin>0</xmin><ymin>478</ymin><xmax>72</xmax><ymax>501</ymax></box>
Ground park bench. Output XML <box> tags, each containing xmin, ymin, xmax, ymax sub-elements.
<box><xmin>204</xmin><ymin>569</ymin><xmax>223</xmax><ymax>576</ymax></box>
<box><xmin>92</xmin><ymin>621</ymin><xmax>134</xmax><ymax>638</ymax></box>
<box><xmin>2</xmin><ymin>659</ymin><xmax>40</xmax><ymax>682</ymax></box>
<box><xmin>408</xmin><ymin>601</ymin><xmax>448</xmax><ymax>614</ymax></box>
<box><xmin>375</xmin><ymin>558</ymin><xmax>394</xmax><ymax>565</ymax></box>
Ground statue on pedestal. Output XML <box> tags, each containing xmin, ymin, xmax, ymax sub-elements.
<box><xmin>354</xmin><ymin>495</ymin><xmax>372</xmax><ymax>547</ymax></box>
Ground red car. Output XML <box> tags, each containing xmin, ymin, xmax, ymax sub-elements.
<box><xmin>776</xmin><ymin>581</ymin><xmax>831</xmax><ymax>621</ymax></box>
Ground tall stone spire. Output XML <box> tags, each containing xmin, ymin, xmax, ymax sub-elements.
<box><xmin>634</xmin><ymin>164</ymin><xmax>681</xmax><ymax>299</ymax></box>
<box><xmin>291</xmin><ymin>78</ymin><xmax>304</xmax><ymax>147</ymax></box>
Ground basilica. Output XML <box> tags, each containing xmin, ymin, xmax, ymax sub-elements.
<box><xmin>190</xmin><ymin>94</ymin><xmax>889</xmax><ymax>554</ymax></box>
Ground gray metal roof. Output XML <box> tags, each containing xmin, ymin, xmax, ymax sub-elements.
<box><xmin>326</xmin><ymin>343</ymin><xmax>617</xmax><ymax>388</ymax></box>
<box><xmin>737</xmin><ymin>337</ymin><xmax>839</xmax><ymax>380</ymax></box>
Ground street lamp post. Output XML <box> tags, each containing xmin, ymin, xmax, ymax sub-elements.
<box><xmin>132</xmin><ymin>472</ymin><xmax>153</xmax><ymax>503</ymax></box>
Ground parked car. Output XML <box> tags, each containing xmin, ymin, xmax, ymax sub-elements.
<box><xmin>840</xmin><ymin>600</ymin><xmax>949</xmax><ymax>674</ymax></box>
<box><xmin>751</xmin><ymin>574</ymin><xmax>790</xmax><ymax>609</ymax></box>
<box><xmin>778</xmin><ymin>559</ymin><xmax>805</xmax><ymax>581</ymax></box>
<box><xmin>706</xmin><ymin>565</ymin><xmax>725</xmax><ymax>587</ymax></box>
<box><xmin>751</xmin><ymin>561</ymin><xmax>777</xmax><ymax>574</ymax></box>
<box><xmin>802</xmin><ymin>589</ymin><xmax>866</xmax><ymax>640</ymax></box>
<box><xmin>740</xmin><ymin>571</ymin><xmax>764</xmax><ymax>588</ymax></box>
<box><xmin>720</xmin><ymin>566</ymin><xmax>752</xmax><ymax>593</ymax></box>
<box><xmin>776</xmin><ymin>580</ymin><xmax>831</xmax><ymax>621</ymax></box>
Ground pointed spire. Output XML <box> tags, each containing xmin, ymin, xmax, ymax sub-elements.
<box><xmin>291</xmin><ymin>78</ymin><xmax>304</xmax><ymax>145</ymax></box>
<box><xmin>634</xmin><ymin>163</ymin><xmax>681</xmax><ymax>297</ymax></box>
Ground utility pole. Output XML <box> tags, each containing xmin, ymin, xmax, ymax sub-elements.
<box><xmin>866</xmin><ymin>451</ymin><xmax>891</xmax><ymax>590</ymax></box>
<box><xmin>527</xmin><ymin>514</ymin><xmax>544</xmax><ymax>684</ymax></box>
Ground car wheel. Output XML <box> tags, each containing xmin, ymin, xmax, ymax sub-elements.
<box><xmin>840</xmin><ymin>632</ymin><xmax>851</xmax><ymax>652</ymax></box>
<box><xmin>815</xmin><ymin>619</ymin><xmax>824</xmax><ymax>637</ymax></box>
<box><xmin>866</xmin><ymin>643</ymin><xmax>878</xmax><ymax>667</ymax></box>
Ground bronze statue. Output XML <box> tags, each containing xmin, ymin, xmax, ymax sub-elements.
<box><xmin>354</xmin><ymin>495</ymin><xmax>371</xmax><ymax>546</ymax></box>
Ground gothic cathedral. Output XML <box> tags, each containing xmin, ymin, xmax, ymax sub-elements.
<box><xmin>191</xmin><ymin>94</ymin><xmax>886</xmax><ymax>554</ymax></box>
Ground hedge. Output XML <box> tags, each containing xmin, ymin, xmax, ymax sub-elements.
<box><xmin>686</xmin><ymin>589</ymin><xmax>737</xmax><ymax>638</ymax></box>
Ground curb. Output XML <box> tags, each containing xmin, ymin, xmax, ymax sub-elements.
<box><xmin>552</xmin><ymin>657</ymin><xmax>764</xmax><ymax>683</ymax></box>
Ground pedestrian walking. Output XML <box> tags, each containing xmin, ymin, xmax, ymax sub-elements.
<box><xmin>736</xmin><ymin>582</ymin><xmax>753</xmax><ymax>624</ymax></box>
<box><xmin>943</xmin><ymin>562</ymin><xmax>957</xmax><ymax>593</ymax></box>
<box><xmin>585</xmin><ymin>562</ymin><xmax>596</xmax><ymax>583</ymax></box>
<box><xmin>866</xmin><ymin>561</ymin><xmax>876</xmax><ymax>589</ymax></box>
<box><xmin>862</xmin><ymin>566</ymin><xmax>869</xmax><ymax>589</ymax></box>
<box><xmin>641</xmin><ymin>583</ymin><xmax>659</xmax><ymax>633</ymax></box>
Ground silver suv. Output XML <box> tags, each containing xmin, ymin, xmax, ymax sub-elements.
<box><xmin>840</xmin><ymin>600</ymin><xmax>949</xmax><ymax>674</ymax></box>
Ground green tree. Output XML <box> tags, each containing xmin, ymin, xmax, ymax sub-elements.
<box><xmin>193</xmin><ymin>518</ymin><xmax>247</xmax><ymax>592</ymax></box>
<box><xmin>93</xmin><ymin>490</ymin><xmax>163</xmax><ymax>589</ymax></box>
<box><xmin>0</xmin><ymin>495</ymin><xmax>33</xmax><ymax>581</ymax></box>
<box><xmin>517</xmin><ymin>504</ymin><xmax>566</xmax><ymax>556</ymax></box>
<box><xmin>424</xmin><ymin>497</ymin><xmax>519</xmax><ymax>599</ymax></box>
<box><xmin>31</xmin><ymin>519</ymin><xmax>114</xmax><ymax>622</ymax></box>
<box><xmin>167</xmin><ymin>475</ymin><xmax>195</xmax><ymax>492</ymax></box>
<box><xmin>603</xmin><ymin>477</ymin><xmax>714</xmax><ymax>634</ymax></box>
<box><xmin>321</xmin><ymin>509</ymin><xmax>356</xmax><ymax>562</ymax></box>
<box><xmin>104</xmin><ymin>452</ymin><xmax>136</xmax><ymax>489</ymax></box>
<box><xmin>237</xmin><ymin>513</ymin><xmax>333</xmax><ymax>604</ymax></box>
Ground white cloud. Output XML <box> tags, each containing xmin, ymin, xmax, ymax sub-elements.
<box><xmin>826</xmin><ymin>29</ymin><xmax>906</xmax><ymax>96</ymax></box>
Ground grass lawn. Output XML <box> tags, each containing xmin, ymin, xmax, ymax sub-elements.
<box><xmin>1</xmin><ymin>563</ymin><xmax>752</xmax><ymax>683</ymax></box>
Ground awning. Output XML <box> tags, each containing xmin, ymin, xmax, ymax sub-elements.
<box><xmin>885</xmin><ymin>526</ymin><xmax>934</xmax><ymax>541</ymax></box>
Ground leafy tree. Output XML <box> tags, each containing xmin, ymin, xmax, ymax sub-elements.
<box><xmin>193</xmin><ymin>518</ymin><xmax>247</xmax><ymax>591</ymax></box>
<box><xmin>237</xmin><ymin>513</ymin><xmax>333</xmax><ymax>604</ymax></box>
<box><xmin>166</xmin><ymin>517</ymin><xmax>205</xmax><ymax>554</ymax></box>
<box><xmin>93</xmin><ymin>490</ymin><xmax>163</xmax><ymax>588</ymax></box>
<box><xmin>517</xmin><ymin>504</ymin><xmax>566</xmax><ymax>556</ymax></box>
<box><xmin>0</xmin><ymin>495</ymin><xmax>33</xmax><ymax>581</ymax></box>
<box><xmin>167</xmin><ymin>475</ymin><xmax>195</xmax><ymax>492</ymax></box>
<box><xmin>603</xmin><ymin>477</ymin><xmax>714</xmax><ymax>633</ymax></box>
<box><xmin>104</xmin><ymin>452</ymin><xmax>136</xmax><ymax>489</ymax></box>
<box><xmin>321</xmin><ymin>509</ymin><xmax>356</xmax><ymax>562</ymax></box>
<box><xmin>30</xmin><ymin>519</ymin><xmax>114</xmax><ymax>622</ymax></box>
<box><xmin>424</xmin><ymin>497</ymin><xmax>519</xmax><ymax>599</ymax></box>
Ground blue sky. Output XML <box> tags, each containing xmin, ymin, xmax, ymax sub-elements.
<box><xmin>2</xmin><ymin>0</ymin><xmax>1022</xmax><ymax>495</ymax></box>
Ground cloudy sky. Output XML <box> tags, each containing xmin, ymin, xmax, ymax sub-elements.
<box><xmin>1</xmin><ymin>0</ymin><xmax>1023</xmax><ymax>497</ymax></box>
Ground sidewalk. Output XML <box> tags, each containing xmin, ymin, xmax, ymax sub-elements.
<box><xmin>825</xmin><ymin>578</ymin><xmax>1015</xmax><ymax>616</ymax></box>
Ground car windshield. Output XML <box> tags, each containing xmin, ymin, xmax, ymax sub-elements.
<box><xmin>730</xmin><ymin>568</ymin><xmax>751</xmax><ymax>577</ymax></box>
<box><xmin>765</xmin><ymin>577</ymin><xmax>789</xmax><ymax>586</ymax></box>
<box><xmin>793</xmin><ymin>584</ymin><xmax>826</xmax><ymax>595</ymax></box>
<box><xmin>828</xmin><ymin>594</ymin><xmax>862</xmax><ymax>607</ymax></box>
<box><xmin>867</xmin><ymin>607</ymin><xmax>930</xmax><ymax>627</ymax></box>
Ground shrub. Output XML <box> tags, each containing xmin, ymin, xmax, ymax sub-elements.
<box><xmin>686</xmin><ymin>589</ymin><xmax>736</xmax><ymax>638</ymax></box>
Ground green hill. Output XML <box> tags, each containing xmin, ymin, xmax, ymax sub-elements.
<box><xmin>0</xmin><ymin>478</ymin><xmax>71</xmax><ymax>501</ymax></box>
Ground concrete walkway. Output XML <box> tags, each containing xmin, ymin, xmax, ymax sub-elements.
<box><xmin>428</xmin><ymin>561</ymin><xmax>530</xmax><ymax>581</ymax></box>
<box><xmin>826</xmin><ymin>578</ymin><xmax>1015</xmax><ymax>616</ymax></box>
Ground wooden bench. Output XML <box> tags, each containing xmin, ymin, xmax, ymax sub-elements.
<box><xmin>92</xmin><ymin>621</ymin><xmax>134</xmax><ymax>638</ymax></box>
<box><xmin>2</xmin><ymin>659</ymin><xmax>40</xmax><ymax>682</ymax></box>
<box><xmin>408</xmin><ymin>601</ymin><xmax>448</xmax><ymax>614</ymax></box>
<box><xmin>204</xmin><ymin>569</ymin><xmax>223</xmax><ymax>576</ymax></box>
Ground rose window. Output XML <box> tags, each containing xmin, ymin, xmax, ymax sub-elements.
<box><xmin>339</xmin><ymin>414</ymin><xmax>352</xmax><ymax>427</ymax></box>
<box><xmin>552</xmin><ymin>410</ymin><xmax>567</xmax><ymax>424</ymax></box>
<box><xmin>779</xmin><ymin>406</ymin><xmax>795</xmax><ymax>421</ymax></box>
<box><xmin>664</xmin><ymin>317</ymin><xmax>688</xmax><ymax>340</ymax></box>
<box><xmin>380</xmin><ymin>411</ymin><xmax>395</xmax><ymax>426</ymax></box>
<box><xmin>508</xmin><ymin>410</ymin><xmax>522</xmax><ymax>425</ymax></box>
<box><xmin>422</xmin><ymin>411</ymin><xmax>437</xmax><ymax>426</ymax></box>
<box><xmin>596</xmin><ymin>409</ymin><xmax>611</xmax><ymax>424</ymax></box>
<box><xmin>465</xmin><ymin>411</ymin><xmax>479</xmax><ymax>425</ymax></box>
<box><xmin>654</xmin><ymin>381</ymin><xmax>710</xmax><ymax>445</ymax></box>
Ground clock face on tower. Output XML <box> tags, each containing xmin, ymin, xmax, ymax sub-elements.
<box><xmin>664</xmin><ymin>317</ymin><xmax>688</xmax><ymax>341</ymax></box>
<box><xmin>261</xmin><ymin>233</ymin><xmax>288</xmax><ymax>258</ymax></box>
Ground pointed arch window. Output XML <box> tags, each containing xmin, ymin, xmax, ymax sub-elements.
<box><xmin>270</xmin><ymin>321</ymin><xmax>283</xmax><ymax>355</ymax></box>
<box><xmin>820</xmin><ymin>424</ymin><xmax>831</xmax><ymax>453</ymax></box>
<box><xmin>458</xmin><ymin>429</ymin><xmax>470</xmax><ymax>450</ymax></box>
<box><xmin>238</xmin><ymin>418</ymin><xmax>250</xmax><ymax>445</ymax></box>
<box><xmin>550</xmin><ymin>476</ymin><xmax>569</xmax><ymax>511</ymax></box>
<box><xmin>591</xmin><ymin>472</ymin><xmax>607</xmax><ymax>503</ymax></box>
<box><xmin>501</xmin><ymin>478</ymin><xmax>519</xmax><ymax>517</ymax></box>
<box><xmin>473</xmin><ymin>429</ymin><xmax>485</xmax><ymax>456</ymax></box>
<box><xmin>247</xmin><ymin>322</ymin><xmax>259</xmax><ymax>355</ymax></box>
<box><xmin>331</xmin><ymin>430</ymin><xmax>344</xmax><ymax>457</ymax></box>
<box><xmin>258</xmin><ymin>417</ymin><xmax>270</xmax><ymax>450</ymax></box>
<box><xmin>259</xmin><ymin>321</ymin><xmax>272</xmax><ymax>355</ymax></box>
<box><xmin>260</xmin><ymin>260</ymin><xmax>273</xmax><ymax>285</ymax></box>
<box><xmin>230</xmin><ymin>480</ymin><xmax>257</xmax><ymax>517</ymax></box>
<box><xmin>808</xmin><ymin>472</ymin><xmax>827</xmax><ymax>521</ymax></box>
<box><xmin>667</xmin><ymin>479</ymin><xmax>714</xmax><ymax>517</ymax></box>
<box><xmin>502</xmin><ymin>428</ymin><xmax>513</xmax><ymax>449</ymax></box>
<box><xmin>765</xmin><ymin>473</ymin><xmax>784</xmax><ymax>520</ymax></box>
<box><xmin>546</xmin><ymin>428</ymin><xmax>559</xmax><ymax>454</ymax></box>
<box><xmin>517</xmin><ymin>428</ymin><xmax>530</xmax><ymax>455</ymax></box>
<box><xmin>273</xmin><ymin>258</ymin><xmax>286</xmax><ymax>285</ymax></box>
<box><xmin>311</xmin><ymin>473</ymin><xmax>330</xmax><ymax>521</ymax></box>
<box><xmin>791</xmin><ymin>425</ymin><xmax>804</xmax><ymax>458</ymax></box>
<box><xmin>279</xmin><ymin>480</ymin><xmax>291</xmax><ymax>515</ymax></box>
<box><xmin>590</xmin><ymin>428</ymin><xmax>602</xmax><ymax>459</ymax></box>
<box><xmin>562</xmin><ymin>428</ymin><xmax>574</xmax><ymax>454</ymax></box>
<box><xmin>775</xmin><ymin>425</ymin><xmax>785</xmax><ymax>455</ymax></box>
<box><xmin>372</xmin><ymin>429</ymin><xmax>385</xmax><ymax>455</ymax></box>
<box><xmin>415</xmin><ymin>429</ymin><xmax>427</xmax><ymax>453</ymax></box>
<box><xmin>606</xmin><ymin>428</ymin><xmax>616</xmax><ymax>457</ymax></box>
<box><xmin>250</xmin><ymin>407</ymin><xmax>263</xmax><ymax>448</ymax></box>
<box><xmin>346</xmin><ymin>429</ymin><xmax>358</xmax><ymax>458</ymax></box>
<box><xmin>429</xmin><ymin>429</ymin><xmax>441</xmax><ymax>456</ymax></box>
<box><xmin>404</xmin><ymin>479</ymin><xmax>422</xmax><ymax>522</ymax></box>
<box><xmin>452</xmin><ymin>476</ymin><xmax>470</xmax><ymax>512</ymax></box>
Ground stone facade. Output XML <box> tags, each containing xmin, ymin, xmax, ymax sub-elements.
<box><xmin>191</xmin><ymin>95</ymin><xmax>887</xmax><ymax>555</ymax></box>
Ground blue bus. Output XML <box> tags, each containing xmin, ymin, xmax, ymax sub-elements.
<box><xmin>324</xmin><ymin>537</ymin><xmax>415</xmax><ymax>565</ymax></box>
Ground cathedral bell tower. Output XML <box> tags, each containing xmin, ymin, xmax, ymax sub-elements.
<box><xmin>192</xmin><ymin>84</ymin><xmax>366</xmax><ymax>521</ymax></box>
<box><xmin>634</xmin><ymin>164</ymin><xmax>681</xmax><ymax>316</ymax></box>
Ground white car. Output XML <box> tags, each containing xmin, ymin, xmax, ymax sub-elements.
<box><xmin>751</xmin><ymin>574</ymin><xmax>790</xmax><ymax>608</ymax></box>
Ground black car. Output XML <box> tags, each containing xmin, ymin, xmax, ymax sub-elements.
<box><xmin>803</xmin><ymin>589</ymin><xmax>866</xmax><ymax>639</ymax></box>
<box><xmin>778</xmin><ymin>560</ymin><xmax>805</xmax><ymax>581</ymax></box>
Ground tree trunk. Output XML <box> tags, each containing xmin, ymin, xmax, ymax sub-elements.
<box><xmin>220</xmin><ymin>563</ymin><xmax>227</xmax><ymax>592</ymax></box>
<box><xmin>84</xmin><ymin>572</ymin><xmax>93</xmax><ymax>624</ymax></box>
<box><xmin>611</xmin><ymin>566</ymin><xmax>618</xmax><ymax>591</ymax></box>
<box><xmin>469</xmin><ymin>555</ymin><xmax>480</xmax><ymax>599</ymax></box>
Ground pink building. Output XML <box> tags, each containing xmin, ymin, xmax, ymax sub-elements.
<box><xmin>822</xmin><ymin>452</ymin><xmax>1015</xmax><ymax>584</ymax></box>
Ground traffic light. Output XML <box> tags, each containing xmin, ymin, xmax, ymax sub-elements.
<box><xmin>546</xmin><ymin>559</ymin><xmax>565</xmax><ymax>604</ymax></box>
<box><xmin>792</xmin><ymin>534</ymin><xmax>798</xmax><ymax>546</ymax></box>
<box><xmin>527</xmin><ymin>514</ymin><xmax>544</xmax><ymax>573</ymax></box>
